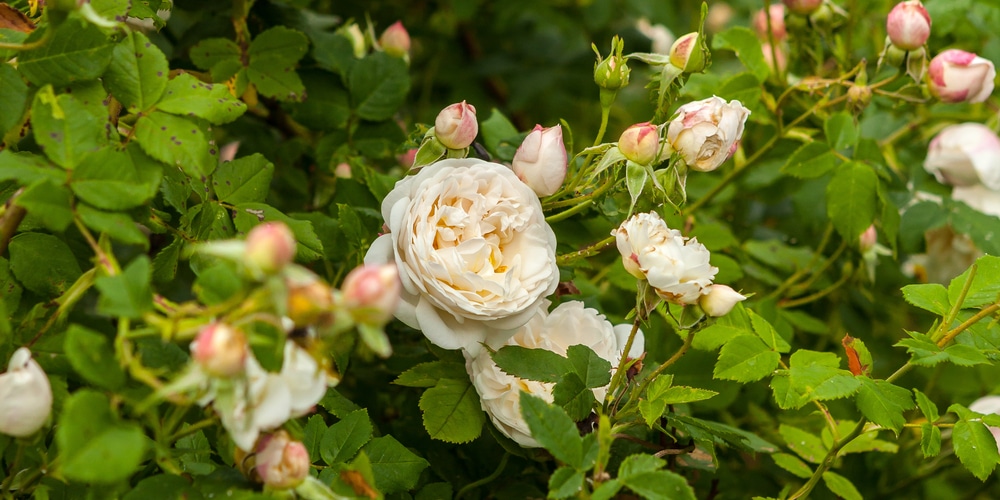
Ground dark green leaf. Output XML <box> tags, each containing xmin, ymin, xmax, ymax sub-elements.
<box><xmin>284</xmin><ymin>69</ymin><xmax>350</xmax><ymax>132</ymax></box>
<box><xmin>827</xmin><ymin>161</ymin><xmax>878</xmax><ymax>241</ymax></box>
<box><xmin>479</xmin><ymin>108</ymin><xmax>519</xmax><ymax>156</ymax></box>
<box><xmin>492</xmin><ymin>345</ymin><xmax>573</xmax><ymax>383</ymax></box>
<box><xmin>566</xmin><ymin>344</ymin><xmax>612</xmax><ymax>389</ymax></box>
<box><xmin>781</xmin><ymin>141</ymin><xmax>838</xmax><ymax>179</ymax></box>
<box><xmin>8</xmin><ymin>233</ymin><xmax>82</xmax><ymax>296</ymax></box>
<box><xmin>18</xmin><ymin>15</ymin><xmax>114</xmax><ymax>86</ymax></box>
<box><xmin>65</xmin><ymin>324</ymin><xmax>125</xmax><ymax>390</ymax></box>
<box><xmin>231</xmin><ymin>203</ymin><xmax>323</xmax><ymax>261</ymax></box>
<box><xmin>133</xmin><ymin>111</ymin><xmax>217</xmax><ymax>178</ymax></box>
<box><xmin>520</xmin><ymin>392</ymin><xmax>583</xmax><ymax>467</ymax></box>
<box><xmin>77</xmin><ymin>203</ymin><xmax>148</xmax><ymax>246</ymax></box>
<box><xmin>103</xmin><ymin>31</ymin><xmax>168</xmax><ymax>112</ymax></box>
<box><xmin>156</xmin><ymin>73</ymin><xmax>247</xmax><ymax>124</ymax></box>
<box><xmin>854</xmin><ymin>377</ymin><xmax>914</xmax><ymax>433</ymax></box>
<box><xmin>15</xmin><ymin>180</ymin><xmax>73</xmax><ymax>231</ymax></box>
<box><xmin>362</xmin><ymin>435</ymin><xmax>429</xmax><ymax>494</ymax></box>
<box><xmin>72</xmin><ymin>145</ymin><xmax>163</xmax><ymax>211</ymax></box>
<box><xmin>94</xmin><ymin>256</ymin><xmax>153</xmax><ymax>318</ymax></box>
<box><xmin>419</xmin><ymin>378</ymin><xmax>484</xmax><ymax>443</ymax></box>
<box><xmin>57</xmin><ymin>390</ymin><xmax>147</xmax><ymax>483</ymax></box>
<box><xmin>822</xmin><ymin>471</ymin><xmax>862</xmax><ymax>500</ymax></box>
<box><xmin>123</xmin><ymin>475</ymin><xmax>202</xmax><ymax>500</ymax></box>
<box><xmin>0</xmin><ymin>62</ymin><xmax>28</xmax><ymax>136</ymax></box>
<box><xmin>953</xmin><ymin>419</ymin><xmax>1000</xmax><ymax>481</ymax></box>
<box><xmin>347</xmin><ymin>52</ymin><xmax>410</xmax><ymax>121</ymax></box>
<box><xmin>212</xmin><ymin>153</ymin><xmax>274</xmax><ymax>204</ymax></box>
<box><xmin>548</xmin><ymin>467</ymin><xmax>585</xmax><ymax>499</ymax></box>
<box><xmin>394</xmin><ymin>361</ymin><xmax>468</xmax><ymax>388</ymax></box>
<box><xmin>321</xmin><ymin>409</ymin><xmax>372</xmax><ymax>465</ymax></box>
<box><xmin>552</xmin><ymin>372</ymin><xmax>596</xmax><ymax>422</ymax></box>
<box><xmin>31</xmin><ymin>86</ymin><xmax>106</xmax><ymax>169</ymax></box>
<box><xmin>248</xmin><ymin>27</ymin><xmax>309</xmax><ymax>101</ymax></box>
<box><xmin>189</xmin><ymin>38</ymin><xmax>241</xmax><ymax>73</ymax></box>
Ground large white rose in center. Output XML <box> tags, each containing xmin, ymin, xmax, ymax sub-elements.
<box><xmin>365</xmin><ymin>158</ymin><xmax>559</xmax><ymax>354</ymax></box>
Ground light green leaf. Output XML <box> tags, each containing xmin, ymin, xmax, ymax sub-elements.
<box><xmin>827</xmin><ymin>161</ymin><xmax>878</xmax><ymax>242</ymax></box>
<box><xmin>394</xmin><ymin>361</ymin><xmax>468</xmax><ymax>388</ymax></box>
<box><xmin>693</xmin><ymin>303</ymin><xmax>753</xmax><ymax>350</ymax></box>
<box><xmin>548</xmin><ymin>467</ymin><xmax>585</xmax><ymax>499</ymax></box>
<box><xmin>71</xmin><ymin>145</ymin><xmax>163</xmax><ymax>211</ymax></box>
<box><xmin>31</xmin><ymin>86</ymin><xmax>107</xmax><ymax>169</ymax></box>
<box><xmin>901</xmin><ymin>283</ymin><xmax>950</xmax><ymax>316</ymax></box>
<box><xmin>347</xmin><ymin>51</ymin><xmax>410</xmax><ymax>121</ymax></box>
<box><xmin>0</xmin><ymin>62</ymin><xmax>28</xmax><ymax>136</ymax></box>
<box><xmin>212</xmin><ymin>153</ymin><xmax>274</xmax><ymax>204</ymax></box>
<box><xmin>479</xmin><ymin>108</ymin><xmax>519</xmax><ymax>156</ymax></box>
<box><xmin>133</xmin><ymin>111</ymin><xmax>217</xmax><ymax>178</ymax></box>
<box><xmin>419</xmin><ymin>378</ymin><xmax>484</xmax><ymax>443</ymax></box>
<box><xmin>104</xmin><ymin>31</ymin><xmax>169</xmax><ymax>112</ymax></box>
<box><xmin>824</xmin><ymin>112</ymin><xmax>859</xmax><ymax>150</ymax></box>
<box><xmin>779</xmin><ymin>424</ymin><xmax>827</xmax><ymax>464</ymax></box>
<box><xmin>639</xmin><ymin>398</ymin><xmax>667</xmax><ymax>428</ymax></box>
<box><xmin>248</xmin><ymin>26</ymin><xmax>309</xmax><ymax>101</ymax></box>
<box><xmin>231</xmin><ymin>203</ymin><xmax>324</xmax><ymax>262</ymax></box>
<box><xmin>749</xmin><ymin>309</ymin><xmax>790</xmax><ymax>353</ymax></box>
<box><xmin>654</xmin><ymin>386</ymin><xmax>719</xmax><ymax>405</ymax></box>
<box><xmin>520</xmin><ymin>392</ymin><xmax>583</xmax><ymax>468</ymax></box>
<box><xmin>320</xmin><ymin>409</ymin><xmax>372</xmax><ymax>465</ymax></box>
<box><xmin>914</xmin><ymin>389</ymin><xmax>940</xmax><ymax>423</ymax></box>
<box><xmin>947</xmin><ymin>255</ymin><xmax>1000</xmax><ymax>309</ymax></box>
<box><xmin>94</xmin><ymin>256</ymin><xmax>153</xmax><ymax>318</ymax></box>
<box><xmin>492</xmin><ymin>345</ymin><xmax>572</xmax><ymax>383</ymax></box>
<box><xmin>772</xmin><ymin>452</ymin><xmax>812</xmax><ymax>478</ymax></box>
<box><xmin>18</xmin><ymin>15</ymin><xmax>114</xmax><ymax>86</ymax></box>
<box><xmin>953</xmin><ymin>419</ymin><xmax>1000</xmax><ymax>481</ymax></box>
<box><xmin>822</xmin><ymin>471</ymin><xmax>862</xmax><ymax>500</ymax></box>
<box><xmin>920</xmin><ymin>422</ymin><xmax>942</xmax><ymax>458</ymax></box>
<box><xmin>156</xmin><ymin>73</ymin><xmax>247</xmax><ymax>124</ymax></box>
<box><xmin>362</xmin><ymin>435</ymin><xmax>429</xmax><ymax>494</ymax></box>
<box><xmin>781</xmin><ymin>141</ymin><xmax>838</xmax><ymax>179</ymax></box>
<box><xmin>77</xmin><ymin>203</ymin><xmax>149</xmax><ymax>246</ymax></box>
<box><xmin>710</xmin><ymin>27</ymin><xmax>768</xmax><ymax>82</ymax></box>
<box><xmin>65</xmin><ymin>325</ymin><xmax>126</xmax><ymax>390</ymax></box>
<box><xmin>713</xmin><ymin>335</ymin><xmax>780</xmax><ymax>382</ymax></box>
<box><xmin>15</xmin><ymin>180</ymin><xmax>73</xmax><ymax>231</ymax></box>
<box><xmin>620</xmin><ymin>469</ymin><xmax>696</xmax><ymax>500</ymax></box>
<box><xmin>854</xmin><ymin>377</ymin><xmax>914</xmax><ymax>433</ymax></box>
<box><xmin>8</xmin><ymin>233</ymin><xmax>82</xmax><ymax>296</ymax></box>
<box><xmin>57</xmin><ymin>390</ymin><xmax>147</xmax><ymax>483</ymax></box>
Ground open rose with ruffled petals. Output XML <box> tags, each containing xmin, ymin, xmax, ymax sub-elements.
<box><xmin>667</xmin><ymin>96</ymin><xmax>750</xmax><ymax>172</ymax></box>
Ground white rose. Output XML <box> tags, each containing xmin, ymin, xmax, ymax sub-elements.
<box><xmin>928</xmin><ymin>50</ymin><xmax>996</xmax><ymax>104</ymax></box>
<box><xmin>613</xmin><ymin>212</ymin><xmax>718</xmax><ymax>305</ymax></box>
<box><xmin>466</xmin><ymin>301</ymin><xmax>643</xmax><ymax>447</ymax></box>
<box><xmin>512</xmin><ymin>124</ymin><xmax>568</xmax><ymax>197</ymax></box>
<box><xmin>924</xmin><ymin>123</ymin><xmax>1000</xmax><ymax>190</ymax></box>
<box><xmin>666</xmin><ymin>96</ymin><xmax>750</xmax><ymax>172</ymax></box>
<box><xmin>365</xmin><ymin>158</ymin><xmax>559</xmax><ymax>355</ymax></box>
<box><xmin>0</xmin><ymin>348</ymin><xmax>52</xmax><ymax>438</ymax></box>
<box><xmin>952</xmin><ymin>184</ymin><xmax>1000</xmax><ymax>218</ymax></box>
<box><xmin>969</xmin><ymin>396</ymin><xmax>1000</xmax><ymax>452</ymax></box>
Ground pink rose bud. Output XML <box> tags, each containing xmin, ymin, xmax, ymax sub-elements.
<box><xmin>593</xmin><ymin>36</ymin><xmax>630</xmax><ymax>90</ymax></box>
<box><xmin>762</xmin><ymin>43</ymin><xmax>788</xmax><ymax>74</ymax></box>
<box><xmin>435</xmin><ymin>101</ymin><xmax>478</xmax><ymax>149</ymax></box>
<box><xmin>928</xmin><ymin>49</ymin><xmax>996</xmax><ymax>103</ymax></box>
<box><xmin>887</xmin><ymin>1</ymin><xmax>931</xmax><ymax>51</ymax></box>
<box><xmin>0</xmin><ymin>348</ymin><xmax>52</xmax><ymax>438</ymax></box>
<box><xmin>859</xmin><ymin>225</ymin><xmax>878</xmax><ymax>252</ymax></box>
<box><xmin>342</xmin><ymin>264</ymin><xmax>401</xmax><ymax>325</ymax></box>
<box><xmin>669</xmin><ymin>32</ymin><xmax>705</xmax><ymax>73</ymax></box>
<box><xmin>245</xmin><ymin>222</ymin><xmax>297</xmax><ymax>276</ymax></box>
<box><xmin>255</xmin><ymin>431</ymin><xmax>311</xmax><ymax>490</ymax></box>
<box><xmin>397</xmin><ymin>148</ymin><xmax>418</xmax><ymax>168</ymax></box>
<box><xmin>783</xmin><ymin>0</ymin><xmax>823</xmax><ymax>15</ymax></box>
<box><xmin>924</xmin><ymin>123</ymin><xmax>1000</xmax><ymax>190</ymax></box>
<box><xmin>379</xmin><ymin>21</ymin><xmax>410</xmax><ymax>58</ymax></box>
<box><xmin>699</xmin><ymin>284</ymin><xmax>747</xmax><ymax>317</ymax></box>
<box><xmin>753</xmin><ymin>4</ymin><xmax>786</xmax><ymax>41</ymax></box>
<box><xmin>619</xmin><ymin>122</ymin><xmax>661</xmax><ymax>165</ymax></box>
<box><xmin>190</xmin><ymin>323</ymin><xmax>248</xmax><ymax>377</ymax></box>
<box><xmin>512</xmin><ymin>124</ymin><xmax>568</xmax><ymax>196</ymax></box>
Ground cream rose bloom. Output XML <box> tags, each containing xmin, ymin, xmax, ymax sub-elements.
<box><xmin>924</xmin><ymin>123</ymin><xmax>1000</xmax><ymax>190</ymax></box>
<box><xmin>613</xmin><ymin>212</ymin><xmax>717</xmax><ymax>305</ymax></box>
<box><xmin>466</xmin><ymin>301</ymin><xmax>644</xmax><ymax>447</ymax></box>
<box><xmin>365</xmin><ymin>158</ymin><xmax>559</xmax><ymax>355</ymax></box>
<box><xmin>0</xmin><ymin>348</ymin><xmax>52</xmax><ymax>438</ymax></box>
<box><xmin>666</xmin><ymin>96</ymin><xmax>750</xmax><ymax>172</ymax></box>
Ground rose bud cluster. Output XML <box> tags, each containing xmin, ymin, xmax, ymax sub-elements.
<box><xmin>435</xmin><ymin>101</ymin><xmax>478</xmax><ymax>150</ymax></box>
<box><xmin>666</xmin><ymin>96</ymin><xmax>751</xmax><ymax>172</ymax></box>
<box><xmin>0</xmin><ymin>348</ymin><xmax>53</xmax><ymax>438</ymax></box>
<box><xmin>927</xmin><ymin>50</ymin><xmax>996</xmax><ymax>104</ymax></box>
<box><xmin>379</xmin><ymin>21</ymin><xmax>410</xmax><ymax>59</ymax></box>
<box><xmin>341</xmin><ymin>263</ymin><xmax>402</xmax><ymax>325</ymax></box>
<box><xmin>512</xmin><ymin>124</ymin><xmax>568</xmax><ymax>197</ymax></box>
<box><xmin>244</xmin><ymin>222</ymin><xmax>297</xmax><ymax>277</ymax></box>
<box><xmin>886</xmin><ymin>1</ymin><xmax>930</xmax><ymax>51</ymax></box>
<box><xmin>255</xmin><ymin>430</ymin><xmax>311</xmax><ymax>489</ymax></box>
<box><xmin>618</xmin><ymin>122</ymin><xmax>661</xmax><ymax>165</ymax></box>
<box><xmin>190</xmin><ymin>323</ymin><xmax>249</xmax><ymax>378</ymax></box>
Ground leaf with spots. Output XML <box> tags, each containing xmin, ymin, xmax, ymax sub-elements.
<box><xmin>248</xmin><ymin>26</ymin><xmax>308</xmax><ymax>101</ymax></box>
<box><xmin>133</xmin><ymin>110</ymin><xmax>218</xmax><ymax>178</ymax></box>
<box><xmin>31</xmin><ymin>85</ymin><xmax>107</xmax><ymax>169</ymax></box>
<box><xmin>212</xmin><ymin>153</ymin><xmax>274</xmax><ymax>204</ymax></box>
<box><xmin>231</xmin><ymin>203</ymin><xmax>324</xmax><ymax>262</ymax></box>
<box><xmin>103</xmin><ymin>31</ymin><xmax>168</xmax><ymax>112</ymax></box>
<box><xmin>8</xmin><ymin>233</ymin><xmax>83</xmax><ymax>296</ymax></box>
<box><xmin>0</xmin><ymin>62</ymin><xmax>28</xmax><ymax>137</ymax></box>
<box><xmin>17</xmin><ymin>14</ymin><xmax>115</xmax><ymax>86</ymax></box>
<box><xmin>71</xmin><ymin>144</ymin><xmax>163</xmax><ymax>211</ymax></box>
<box><xmin>156</xmin><ymin>73</ymin><xmax>247</xmax><ymax>125</ymax></box>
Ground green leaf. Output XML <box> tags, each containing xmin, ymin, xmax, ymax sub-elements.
<box><xmin>0</xmin><ymin>62</ymin><xmax>28</xmax><ymax>136</ymax></box>
<box><xmin>347</xmin><ymin>51</ymin><xmax>411</xmax><ymax>121</ymax></box>
<box><xmin>655</xmin><ymin>386</ymin><xmax>719</xmax><ymax>405</ymax></box>
<box><xmin>231</xmin><ymin>203</ymin><xmax>323</xmax><ymax>261</ymax></box>
<box><xmin>749</xmin><ymin>309</ymin><xmax>790</xmax><ymax>353</ymax></box>
<box><xmin>94</xmin><ymin>256</ymin><xmax>153</xmax><ymax>318</ymax></box>
<box><xmin>901</xmin><ymin>283</ymin><xmax>950</xmax><ymax>316</ymax></box>
<box><xmin>31</xmin><ymin>86</ymin><xmax>107</xmax><ymax>169</ymax></box>
<box><xmin>566</xmin><ymin>344</ymin><xmax>613</xmax><ymax>389</ymax></box>
<box><xmin>620</xmin><ymin>469</ymin><xmax>696</xmax><ymax>500</ymax></box>
<box><xmin>920</xmin><ymin>422</ymin><xmax>942</xmax><ymax>458</ymax></box>
<box><xmin>772</xmin><ymin>453</ymin><xmax>812</xmax><ymax>478</ymax></box>
<box><xmin>212</xmin><ymin>153</ymin><xmax>274</xmax><ymax>204</ymax></box>
<box><xmin>57</xmin><ymin>390</ymin><xmax>147</xmax><ymax>483</ymax></box>
<box><xmin>693</xmin><ymin>303</ymin><xmax>753</xmax><ymax>350</ymax></box>
<box><xmin>77</xmin><ymin>203</ymin><xmax>149</xmax><ymax>246</ymax></box>
<box><xmin>362</xmin><ymin>435</ymin><xmax>429</xmax><ymax>494</ymax></box>
<box><xmin>321</xmin><ymin>409</ymin><xmax>372</xmax><ymax>465</ymax></box>
<box><xmin>18</xmin><ymin>15</ymin><xmax>114</xmax><ymax>86</ymax></box>
<box><xmin>713</xmin><ymin>335</ymin><xmax>780</xmax><ymax>382</ymax></box>
<box><xmin>548</xmin><ymin>467</ymin><xmax>585</xmax><ymax>499</ymax></box>
<box><xmin>189</xmin><ymin>38</ymin><xmax>241</xmax><ymax>73</ymax></box>
<box><xmin>419</xmin><ymin>377</ymin><xmax>485</xmax><ymax>443</ymax></box>
<box><xmin>520</xmin><ymin>392</ymin><xmax>583</xmax><ymax>467</ymax></box>
<box><xmin>492</xmin><ymin>345</ymin><xmax>572</xmax><ymax>383</ymax></box>
<box><xmin>552</xmin><ymin>372</ymin><xmax>596</xmax><ymax>422</ymax></box>
<box><xmin>779</xmin><ymin>424</ymin><xmax>827</xmax><ymax>464</ymax></box>
<box><xmin>826</xmin><ymin>161</ymin><xmax>878</xmax><ymax>241</ymax></box>
<box><xmin>71</xmin><ymin>144</ymin><xmax>163</xmax><ymax>211</ymax></box>
<box><xmin>64</xmin><ymin>324</ymin><xmax>125</xmax><ymax>390</ymax></box>
<box><xmin>302</xmin><ymin>414</ymin><xmax>327</xmax><ymax>461</ymax></box>
<box><xmin>123</xmin><ymin>475</ymin><xmax>201</xmax><ymax>500</ymax></box>
<box><xmin>284</xmin><ymin>70</ymin><xmax>350</xmax><ymax>132</ymax></box>
<box><xmin>854</xmin><ymin>377</ymin><xmax>915</xmax><ymax>433</ymax></box>
<box><xmin>15</xmin><ymin>180</ymin><xmax>73</xmax><ymax>231</ymax></box>
<box><xmin>133</xmin><ymin>111</ymin><xmax>217</xmax><ymax>178</ymax></box>
<box><xmin>914</xmin><ymin>389</ymin><xmax>940</xmax><ymax>423</ymax></box>
<box><xmin>480</xmin><ymin>108</ymin><xmax>519</xmax><ymax>156</ymax></box>
<box><xmin>0</xmin><ymin>257</ymin><xmax>23</xmax><ymax>316</ymax></box>
<box><xmin>942</xmin><ymin>344</ymin><xmax>990</xmax><ymax>366</ymax></box>
<box><xmin>824</xmin><ymin>112</ymin><xmax>859</xmax><ymax>150</ymax></box>
<box><xmin>156</xmin><ymin>73</ymin><xmax>247</xmax><ymax>125</ymax></box>
<box><xmin>822</xmin><ymin>471</ymin><xmax>862</xmax><ymax>500</ymax></box>
<box><xmin>953</xmin><ymin>419</ymin><xmax>1000</xmax><ymax>481</ymax></box>
<box><xmin>711</xmin><ymin>27</ymin><xmax>768</xmax><ymax>82</ymax></box>
<box><xmin>248</xmin><ymin>26</ymin><xmax>309</xmax><ymax>101</ymax></box>
<box><xmin>8</xmin><ymin>233</ymin><xmax>82</xmax><ymax>296</ymax></box>
<box><xmin>394</xmin><ymin>361</ymin><xmax>468</xmax><ymax>388</ymax></box>
<box><xmin>948</xmin><ymin>256</ymin><xmax>1000</xmax><ymax>309</ymax></box>
<box><xmin>152</xmin><ymin>237</ymin><xmax>183</xmax><ymax>284</ymax></box>
<box><xmin>788</xmin><ymin>350</ymin><xmax>860</xmax><ymax>404</ymax></box>
<box><xmin>781</xmin><ymin>141</ymin><xmax>838</xmax><ymax>179</ymax></box>
<box><xmin>103</xmin><ymin>31</ymin><xmax>168</xmax><ymax>112</ymax></box>
<box><xmin>639</xmin><ymin>398</ymin><xmax>667</xmax><ymax>427</ymax></box>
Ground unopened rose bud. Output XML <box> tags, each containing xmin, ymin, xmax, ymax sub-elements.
<box><xmin>928</xmin><ymin>50</ymin><xmax>996</xmax><ymax>103</ymax></box>
<box><xmin>0</xmin><ymin>348</ymin><xmax>52</xmax><ymax>438</ymax></box>
<box><xmin>699</xmin><ymin>284</ymin><xmax>746</xmax><ymax>317</ymax></box>
<box><xmin>379</xmin><ymin>21</ymin><xmax>410</xmax><ymax>58</ymax></box>
<box><xmin>593</xmin><ymin>36</ymin><xmax>630</xmax><ymax>91</ymax></box>
<box><xmin>669</xmin><ymin>32</ymin><xmax>705</xmax><ymax>73</ymax></box>
<box><xmin>191</xmin><ymin>323</ymin><xmax>248</xmax><ymax>377</ymax></box>
<box><xmin>255</xmin><ymin>431</ymin><xmax>311</xmax><ymax>490</ymax></box>
<box><xmin>342</xmin><ymin>264</ymin><xmax>401</xmax><ymax>325</ymax></box>
<box><xmin>860</xmin><ymin>225</ymin><xmax>878</xmax><ymax>252</ymax></box>
<box><xmin>753</xmin><ymin>4</ymin><xmax>786</xmax><ymax>41</ymax></box>
<box><xmin>435</xmin><ymin>101</ymin><xmax>478</xmax><ymax>149</ymax></box>
<box><xmin>245</xmin><ymin>222</ymin><xmax>296</xmax><ymax>276</ymax></box>
<box><xmin>784</xmin><ymin>0</ymin><xmax>823</xmax><ymax>15</ymax></box>
<box><xmin>512</xmin><ymin>124</ymin><xmax>568</xmax><ymax>196</ymax></box>
<box><xmin>619</xmin><ymin>122</ymin><xmax>661</xmax><ymax>165</ymax></box>
<box><xmin>287</xmin><ymin>278</ymin><xmax>335</xmax><ymax>328</ymax></box>
<box><xmin>887</xmin><ymin>1</ymin><xmax>931</xmax><ymax>51</ymax></box>
<box><xmin>847</xmin><ymin>84</ymin><xmax>872</xmax><ymax>112</ymax></box>
<box><xmin>342</xmin><ymin>23</ymin><xmax>366</xmax><ymax>58</ymax></box>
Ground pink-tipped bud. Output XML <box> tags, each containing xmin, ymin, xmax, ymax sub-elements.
<box><xmin>928</xmin><ymin>49</ymin><xmax>996</xmax><ymax>104</ymax></box>
<box><xmin>512</xmin><ymin>124</ymin><xmax>568</xmax><ymax>197</ymax></box>
<box><xmin>699</xmin><ymin>285</ymin><xmax>747</xmax><ymax>317</ymax></box>
<box><xmin>397</xmin><ymin>148</ymin><xmax>418</xmax><ymax>168</ymax></box>
<box><xmin>753</xmin><ymin>4</ymin><xmax>786</xmax><ymax>41</ymax></box>
<box><xmin>334</xmin><ymin>163</ymin><xmax>352</xmax><ymax>179</ymax></box>
<box><xmin>255</xmin><ymin>431</ymin><xmax>311</xmax><ymax>490</ymax></box>
<box><xmin>762</xmin><ymin>43</ymin><xmax>788</xmax><ymax>75</ymax></box>
<box><xmin>190</xmin><ymin>323</ymin><xmax>248</xmax><ymax>377</ymax></box>
<box><xmin>342</xmin><ymin>264</ymin><xmax>401</xmax><ymax>325</ymax></box>
<box><xmin>379</xmin><ymin>21</ymin><xmax>410</xmax><ymax>58</ymax></box>
<box><xmin>669</xmin><ymin>32</ymin><xmax>705</xmax><ymax>73</ymax></box>
<box><xmin>434</xmin><ymin>101</ymin><xmax>478</xmax><ymax>149</ymax></box>
<box><xmin>783</xmin><ymin>0</ymin><xmax>823</xmax><ymax>15</ymax></box>
<box><xmin>887</xmin><ymin>1</ymin><xmax>931</xmax><ymax>51</ymax></box>
<box><xmin>619</xmin><ymin>122</ymin><xmax>661</xmax><ymax>165</ymax></box>
<box><xmin>245</xmin><ymin>222</ymin><xmax>297</xmax><ymax>276</ymax></box>
<box><xmin>860</xmin><ymin>225</ymin><xmax>878</xmax><ymax>252</ymax></box>
<box><xmin>0</xmin><ymin>348</ymin><xmax>52</xmax><ymax>438</ymax></box>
